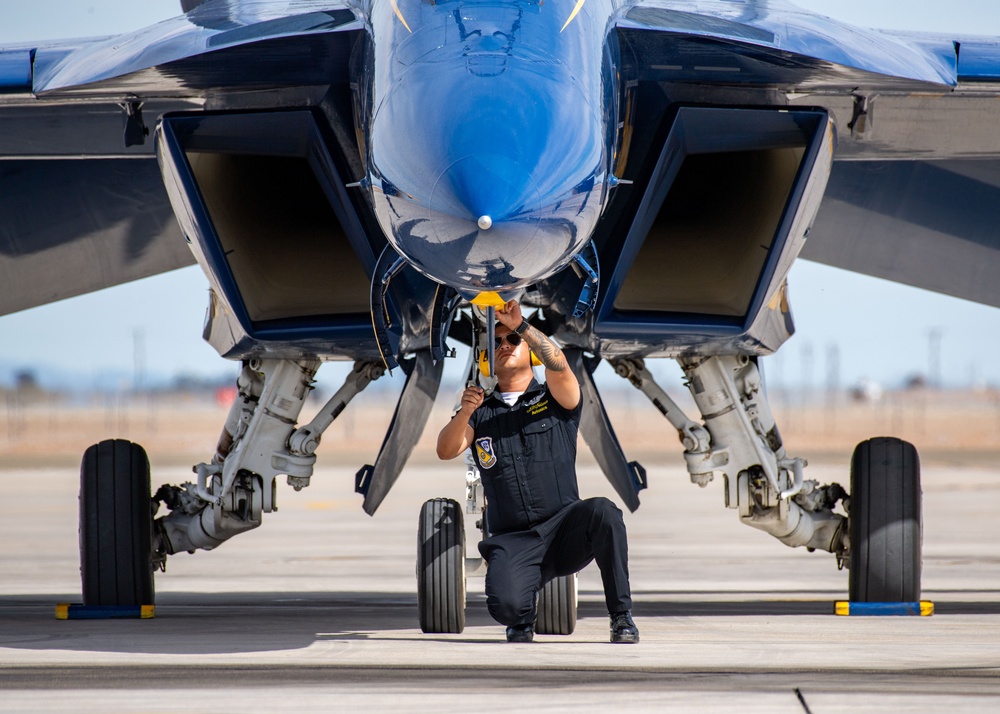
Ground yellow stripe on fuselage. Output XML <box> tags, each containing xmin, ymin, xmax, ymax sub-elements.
<box><xmin>390</xmin><ymin>0</ymin><xmax>412</xmax><ymax>32</ymax></box>
<box><xmin>561</xmin><ymin>0</ymin><xmax>588</xmax><ymax>32</ymax></box>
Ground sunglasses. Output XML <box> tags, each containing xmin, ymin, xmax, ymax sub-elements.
<box><xmin>495</xmin><ymin>332</ymin><xmax>523</xmax><ymax>347</ymax></box>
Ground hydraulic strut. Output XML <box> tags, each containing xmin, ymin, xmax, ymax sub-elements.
<box><xmin>613</xmin><ymin>355</ymin><xmax>846</xmax><ymax>555</ymax></box>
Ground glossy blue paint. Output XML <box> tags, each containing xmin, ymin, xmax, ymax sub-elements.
<box><xmin>32</xmin><ymin>1</ymin><xmax>361</xmax><ymax>94</ymax></box>
<box><xmin>0</xmin><ymin>50</ymin><xmax>32</xmax><ymax>90</ymax></box>
<box><xmin>20</xmin><ymin>1</ymin><xmax>970</xmax><ymax>98</ymax></box>
<box><xmin>957</xmin><ymin>40</ymin><xmax>1000</xmax><ymax>81</ymax></box>
<box><xmin>364</xmin><ymin>0</ymin><xmax>616</xmax><ymax>291</ymax></box>
<box><xmin>619</xmin><ymin>1</ymin><xmax>958</xmax><ymax>86</ymax></box>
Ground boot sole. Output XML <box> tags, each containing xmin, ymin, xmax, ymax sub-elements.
<box><xmin>610</xmin><ymin>633</ymin><xmax>639</xmax><ymax>643</ymax></box>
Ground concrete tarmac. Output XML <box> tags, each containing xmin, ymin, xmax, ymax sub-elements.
<box><xmin>1</xmin><ymin>453</ymin><xmax>999</xmax><ymax>712</ymax></box>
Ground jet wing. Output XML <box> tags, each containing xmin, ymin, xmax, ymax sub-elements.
<box><xmin>0</xmin><ymin>1</ymin><xmax>360</xmax><ymax>317</ymax></box>
<box><xmin>797</xmin><ymin>33</ymin><xmax>1000</xmax><ymax>308</ymax></box>
<box><xmin>618</xmin><ymin>0</ymin><xmax>1000</xmax><ymax>308</ymax></box>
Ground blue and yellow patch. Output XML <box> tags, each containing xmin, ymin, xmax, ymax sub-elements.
<box><xmin>476</xmin><ymin>437</ymin><xmax>497</xmax><ymax>469</ymax></box>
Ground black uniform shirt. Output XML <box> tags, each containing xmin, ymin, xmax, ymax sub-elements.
<box><xmin>468</xmin><ymin>378</ymin><xmax>582</xmax><ymax>535</ymax></box>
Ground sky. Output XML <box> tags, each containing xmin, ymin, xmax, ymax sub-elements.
<box><xmin>1</xmin><ymin>1</ymin><xmax>999</xmax><ymax>393</ymax></box>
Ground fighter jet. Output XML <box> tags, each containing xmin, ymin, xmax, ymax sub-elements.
<box><xmin>2</xmin><ymin>0</ymin><xmax>998</xmax><ymax>631</ymax></box>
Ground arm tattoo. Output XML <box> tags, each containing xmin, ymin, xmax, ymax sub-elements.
<box><xmin>522</xmin><ymin>324</ymin><xmax>567</xmax><ymax>372</ymax></box>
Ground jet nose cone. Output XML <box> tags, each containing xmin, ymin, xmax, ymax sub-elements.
<box><xmin>379</xmin><ymin>153</ymin><xmax>553</xmax><ymax>290</ymax></box>
<box><xmin>368</xmin><ymin>53</ymin><xmax>606</xmax><ymax>291</ymax></box>
<box><xmin>431</xmin><ymin>153</ymin><xmax>539</xmax><ymax>226</ymax></box>
<box><xmin>374</xmin><ymin>149</ymin><xmax>592</xmax><ymax>290</ymax></box>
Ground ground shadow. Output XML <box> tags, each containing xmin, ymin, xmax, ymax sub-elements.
<box><xmin>2</xmin><ymin>589</ymin><xmax>999</xmax><ymax>657</ymax></box>
<box><xmin>0</xmin><ymin>591</ymin><xmax>446</xmax><ymax>656</ymax></box>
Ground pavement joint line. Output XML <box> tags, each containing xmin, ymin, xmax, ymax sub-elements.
<box><xmin>3</xmin><ymin>664</ymin><xmax>1000</xmax><ymax>676</ymax></box>
<box><xmin>794</xmin><ymin>687</ymin><xmax>814</xmax><ymax>714</ymax></box>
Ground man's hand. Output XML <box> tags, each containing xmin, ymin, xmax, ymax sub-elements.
<box><xmin>437</xmin><ymin>385</ymin><xmax>483</xmax><ymax>460</ymax></box>
<box><xmin>496</xmin><ymin>299</ymin><xmax>523</xmax><ymax>330</ymax></box>
<box><xmin>458</xmin><ymin>384</ymin><xmax>485</xmax><ymax>415</ymax></box>
<box><xmin>497</xmin><ymin>299</ymin><xmax>580</xmax><ymax>411</ymax></box>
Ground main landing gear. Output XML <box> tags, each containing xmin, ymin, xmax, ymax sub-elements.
<box><xmin>612</xmin><ymin>354</ymin><xmax>922</xmax><ymax>603</ymax></box>
<box><xmin>849</xmin><ymin>437</ymin><xmax>922</xmax><ymax>602</ymax></box>
<box><xmin>76</xmin><ymin>354</ymin><xmax>448</xmax><ymax>608</ymax></box>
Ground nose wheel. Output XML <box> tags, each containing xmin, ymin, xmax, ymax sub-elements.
<box><xmin>417</xmin><ymin>496</ymin><xmax>580</xmax><ymax>635</ymax></box>
<box><xmin>417</xmin><ymin>498</ymin><xmax>466</xmax><ymax>633</ymax></box>
<box><xmin>536</xmin><ymin>573</ymin><xmax>578</xmax><ymax>635</ymax></box>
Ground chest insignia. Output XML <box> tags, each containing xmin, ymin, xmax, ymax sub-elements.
<box><xmin>526</xmin><ymin>398</ymin><xmax>549</xmax><ymax>416</ymax></box>
<box><xmin>524</xmin><ymin>393</ymin><xmax>545</xmax><ymax>407</ymax></box>
<box><xmin>475</xmin><ymin>437</ymin><xmax>497</xmax><ymax>469</ymax></box>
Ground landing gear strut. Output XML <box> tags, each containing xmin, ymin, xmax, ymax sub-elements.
<box><xmin>78</xmin><ymin>357</ymin><xmax>391</xmax><ymax>606</ymax></box>
<box><xmin>613</xmin><ymin>353</ymin><xmax>924</xmax><ymax>601</ymax></box>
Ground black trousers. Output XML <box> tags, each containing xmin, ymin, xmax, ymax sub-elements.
<box><xmin>478</xmin><ymin>497</ymin><xmax>632</xmax><ymax>627</ymax></box>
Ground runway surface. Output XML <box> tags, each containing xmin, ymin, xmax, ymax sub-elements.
<box><xmin>1</xmin><ymin>451</ymin><xmax>999</xmax><ymax>712</ymax></box>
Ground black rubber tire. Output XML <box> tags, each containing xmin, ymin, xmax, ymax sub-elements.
<box><xmin>849</xmin><ymin>437</ymin><xmax>922</xmax><ymax>602</ymax></box>
<box><xmin>417</xmin><ymin>498</ymin><xmax>466</xmax><ymax>633</ymax></box>
<box><xmin>536</xmin><ymin>573</ymin><xmax>578</xmax><ymax>635</ymax></box>
<box><xmin>80</xmin><ymin>439</ymin><xmax>155</xmax><ymax>606</ymax></box>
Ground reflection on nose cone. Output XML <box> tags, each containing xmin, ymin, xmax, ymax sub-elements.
<box><xmin>429</xmin><ymin>153</ymin><xmax>540</xmax><ymax>275</ymax></box>
<box><xmin>381</xmin><ymin>174</ymin><xmax>588</xmax><ymax>290</ymax></box>
<box><xmin>436</xmin><ymin>153</ymin><xmax>538</xmax><ymax>220</ymax></box>
<box><xmin>378</xmin><ymin>150</ymin><xmax>587</xmax><ymax>291</ymax></box>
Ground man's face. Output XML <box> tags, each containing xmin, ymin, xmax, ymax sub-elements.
<box><xmin>495</xmin><ymin>326</ymin><xmax>530</xmax><ymax>370</ymax></box>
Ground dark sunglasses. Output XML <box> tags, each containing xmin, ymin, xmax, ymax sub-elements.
<box><xmin>495</xmin><ymin>332</ymin><xmax>523</xmax><ymax>347</ymax></box>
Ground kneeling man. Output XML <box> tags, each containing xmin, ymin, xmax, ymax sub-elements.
<box><xmin>436</xmin><ymin>299</ymin><xmax>639</xmax><ymax>643</ymax></box>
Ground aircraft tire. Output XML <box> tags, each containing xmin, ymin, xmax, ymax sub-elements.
<box><xmin>536</xmin><ymin>573</ymin><xmax>578</xmax><ymax>635</ymax></box>
<box><xmin>848</xmin><ymin>437</ymin><xmax>922</xmax><ymax>602</ymax></box>
<box><xmin>80</xmin><ymin>439</ymin><xmax>155</xmax><ymax>606</ymax></box>
<box><xmin>417</xmin><ymin>498</ymin><xmax>465</xmax><ymax>633</ymax></box>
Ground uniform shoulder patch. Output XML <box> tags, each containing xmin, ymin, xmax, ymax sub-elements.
<box><xmin>475</xmin><ymin>437</ymin><xmax>497</xmax><ymax>469</ymax></box>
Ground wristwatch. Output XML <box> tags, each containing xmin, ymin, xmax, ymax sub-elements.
<box><xmin>514</xmin><ymin>319</ymin><xmax>530</xmax><ymax>335</ymax></box>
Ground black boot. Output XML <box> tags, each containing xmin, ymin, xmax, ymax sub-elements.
<box><xmin>505</xmin><ymin>623</ymin><xmax>535</xmax><ymax>643</ymax></box>
<box><xmin>610</xmin><ymin>610</ymin><xmax>639</xmax><ymax>643</ymax></box>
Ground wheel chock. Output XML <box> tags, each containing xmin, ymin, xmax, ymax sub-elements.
<box><xmin>834</xmin><ymin>601</ymin><xmax>933</xmax><ymax>616</ymax></box>
<box><xmin>56</xmin><ymin>603</ymin><xmax>155</xmax><ymax>620</ymax></box>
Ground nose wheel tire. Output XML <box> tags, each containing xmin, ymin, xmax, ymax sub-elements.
<box><xmin>536</xmin><ymin>573</ymin><xmax>578</xmax><ymax>635</ymax></box>
<box><xmin>79</xmin><ymin>439</ymin><xmax>155</xmax><ymax>606</ymax></box>
<box><xmin>417</xmin><ymin>498</ymin><xmax>466</xmax><ymax>633</ymax></box>
<box><xmin>848</xmin><ymin>437</ymin><xmax>922</xmax><ymax>602</ymax></box>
